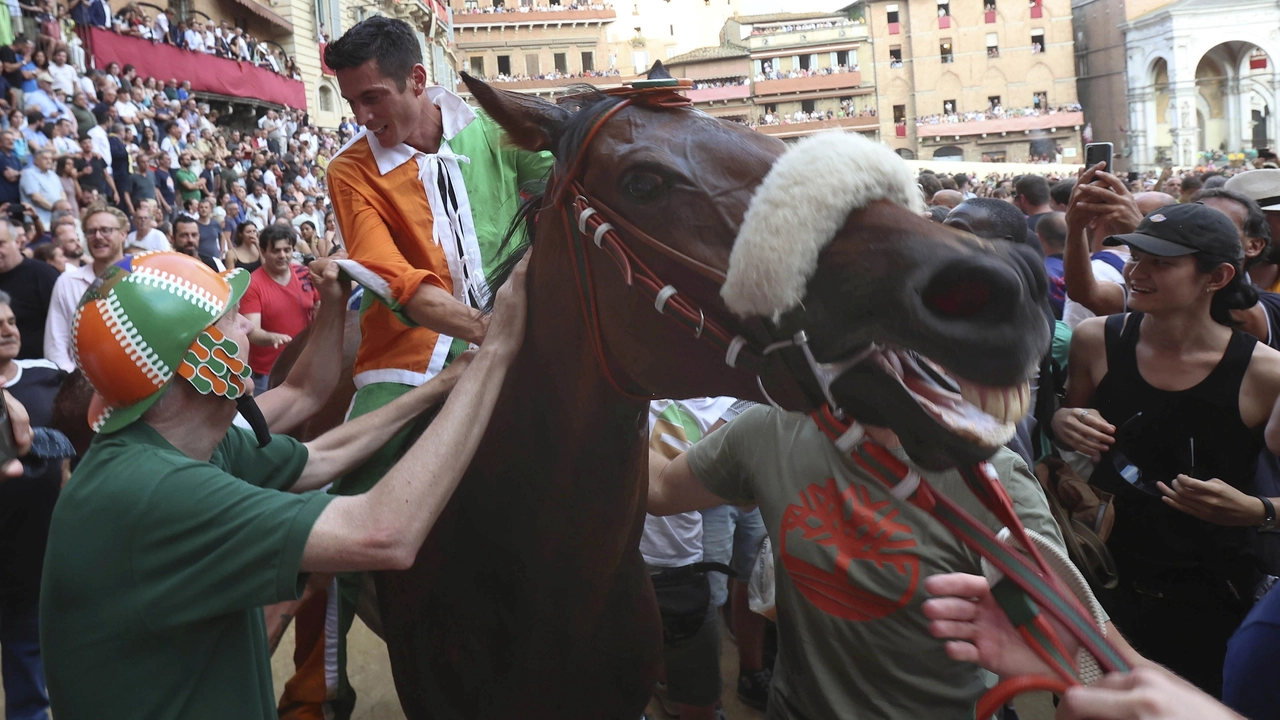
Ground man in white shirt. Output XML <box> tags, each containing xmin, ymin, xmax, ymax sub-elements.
<box><xmin>19</xmin><ymin>150</ymin><xmax>64</xmax><ymax>227</ymax></box>
<box><xmin>153</xmin><ymin>9</ymin><xmax>170</xmax><ymax>42</ymax></box>
<box><xmin>113</xmin><ymin>91</ymin><xmax>140</xmax><ymax>126</ymax></box>
<box><xmin>201</xmin><ymin>22</ymin><xmax>217</xmax><ymax>54</ymax></box>
<box><xmin>244</xmin><ymin>183</ymin><xmax>272</xmax><ymax>229</ymax></box>
<box><xmin>50</xmin><ymin>118</ymin><xmax>77</xmax><ymax>156</ymax></box>
<box><xmin>124</xmin><ymin>200</ymin><xmax>169</xmax><ymax>253</ymax></box>
<box><xmin>48</xmin><ymin>49</ymin><xmax>78</xmax><ymax>98</ymax></box>
<box><xmin>44</xmin><ymin>205</ymin><xmax>126</xmax><ymax>371</ymax></box>
<box><xmin>159</xmin><ymin>121</ymin><xmax>182</xmax><ymax>170</ymax></box>
<box><xmin>183</xmin><ymin>24</ymin><xmax>205</xmax><ymax>53</ymax></box>
<box><xmin>295</xmin><ymin>165</ymin><xmax>319</xmax><ymax>196</ymax></box>
<box><xmin>291</xmin><ymin>198</ymin><xmax>323</xmax><ymax>232</ymax></box>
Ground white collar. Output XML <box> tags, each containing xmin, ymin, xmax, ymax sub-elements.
<box><xmin>366</xmin><ymin>86</ymin><xmax>477</xmax><ymax>176</ymax></box>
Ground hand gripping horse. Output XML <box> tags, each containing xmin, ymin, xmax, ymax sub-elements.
<box><xmin>365</xmin><ymin>69</ymin><xmax>1055</xmax><ymax>720</ymax></box>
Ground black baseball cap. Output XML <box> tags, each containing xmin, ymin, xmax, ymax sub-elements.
<box><xmin>1103</xmin><ymin>203</ymin><xmax>1244</xmax><ymax>261</ymax></box>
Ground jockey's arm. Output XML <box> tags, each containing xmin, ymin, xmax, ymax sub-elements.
<box><xmin>405</xmin><ymin>283</ymin><xmax>489</xmax><ymax>347</ymax></box>
<box><xmin>296</xmin><ymin>255</ymin><xmax>528</xmax><ymax>573</ymax></box>
<box><xmin>648</xmin><ymin>450</ymin><xmax>737</xmax><ymax>516</ymax></box>
<box><xmin>252</xmin><ymin>260</ymin><xmax>348</xmax><ymax>435</ymax></box>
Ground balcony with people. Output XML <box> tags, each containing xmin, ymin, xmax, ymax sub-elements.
<box><xmin>452</xmin><ymin>1</ymin><xmax>616</xmax><ymax>27</ymax></box>
<box><xmin>751</xmin><ymin>104</ymin><xmax>878</xmax><ymax>139</ymax></box>
<box><xmin>685</xmin><ymin>78</ymin><xmax>750</xmax><ymax>103</ymax></box>
<box><xmin>82</xmin><ymin>4</ymin><xmax>305</xmax><ymax>107</ymax></box>
<box><xmin>753</xmin><ymin>60</ymin><xmax>862</xmax><ymax>98</ymax></box>
<box><xmin>913</xmin><ymin>102</ymin><xmax>1083</xmax><ymax>138</ymax></box>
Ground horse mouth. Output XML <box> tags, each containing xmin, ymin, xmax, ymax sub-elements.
<box><xmin>833</xmin><ymin>346</ymin><xmax>1029</xmax><ymax>459</ymax></box>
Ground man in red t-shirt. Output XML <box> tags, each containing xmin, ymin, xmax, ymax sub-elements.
<box><xmin>241</xmin><ymin>223</ymin><xmax>319</xmax><ymax>394</ymax></box>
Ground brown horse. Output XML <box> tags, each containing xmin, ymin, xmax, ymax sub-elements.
<box><xmin>368</xmin><ymin>74</ymin><xmax>1050</xmax><ymax>719</ymax></box>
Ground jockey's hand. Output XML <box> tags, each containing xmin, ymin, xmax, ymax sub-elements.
<box><xmin>923</xmin><ymin>573</ymin><xmax>1079</xmax><ymax>679</ymax></box>
<box><xmin>1057</xmin><ymin>668</ymin><xmax>1244</xmax><ymax>720</ymax></box>
<box><xmin>484</xmin><ymin>253</ymin><xmax>529</xmax><ymax>361</ymax></box>
<box><xmin>308</xmin><ymin>257</ymin><xmax>351</xmax><ymax>307</ymax></box>
<box><xmin>2</xmin><ymin>391</ymin><xmax>31</xmax><ymax>479</ymax></box>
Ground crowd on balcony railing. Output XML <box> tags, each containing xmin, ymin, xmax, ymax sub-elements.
<box><xmin>104</xmin><ymin>4</ymin><xmax>301</xmax><ymax>79</ymax></box>
<box><xmin>456</xmin><ymin>2</ymin><xmax>611</xmax><ymax>15</ymax></box>
<box><xmin>747</xmin><ymin>18</ymin><xmax>862</xmax><ymax>37</ymax></box>
<box><xmin>751</xmin><ymin>104</ymin><xmax>876</xmax><ymax>127</ymax></box>
<box><xmin>476</xmin><ymin>68</ymin><xmax>621</xmax><ymax>83</ymax></box>
<box><xmin>690</xmin><ymin>78</ymin><xmax>748</xmax><ymax>90</ymax></box>
<box><xmin>914</xmin><ymin>101</ymin><xmax>1083</xmax><ymax>126</ymax></box>
<box><xmin>754</xmin><ymin>62</ymin><xmax>858</xmax><ymax>82</ymax></box>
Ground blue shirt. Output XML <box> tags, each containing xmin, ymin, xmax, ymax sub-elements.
<box><xmin>1043</xmin><ymin>254</ymin><xmax>1065</xmax><ymax>320</ymax></box>
<box><xmin>1224</xmin><ymin>587</ymin><xmax>1280</xmax><ymax>720</ymax></box>
<box><xmin>23</xmin><ymin>89</ymin><xmax>60</xmax><ymax>120</ymax></box>
<box><xmin>0</xmin><ymin>149</ymin><xmax>22</xmax><ymax>204</ymax></box>
<box><xmin>19</xmin><ymin>61</ymin><xmax>36</xmax><ymax>93</ymax></box>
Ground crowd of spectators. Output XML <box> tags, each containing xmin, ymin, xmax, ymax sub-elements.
<box><xmin>480</xmin><ymin>67</ymin><xmax>620</xmax><ymax>83</ymax></box>
<box><xmin>915</xmin><ymin>101</ymin><xmax>1083</xmax><ymax>126</ymax></box>
<box><xmin>752</xmin><ymin>102</ymin><xmax>876</xmax><ymax>127</ymax></box>
<box><xmin>455</xmin><ymin>1</ymin><xmax>611</xmax><ymax>14</ymax></box>
<box><xmin>0</xmin><ymin>28</ymin><xmax>353</xmax><ymax>379</ymax></box>
<box><xmin>754</xmin><ymin>61</ymin><xmax>858</xmax><ymax>82</ymax></box>
<box><xmin>747</xmin><ymin>18</ymin><xmax>862</xmax><ymax>37</ymax></box>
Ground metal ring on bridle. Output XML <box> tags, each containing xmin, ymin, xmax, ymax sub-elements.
<box><xmin>694</xmin><ymin>309</ymin><xmax>705</xmax><ymax>339</ymax></box>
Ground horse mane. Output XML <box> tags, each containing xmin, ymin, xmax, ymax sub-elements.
<box><xmin>485</xmin><ymin>86</ymin><xmax>628</xmax><ymax>311</ymax></box>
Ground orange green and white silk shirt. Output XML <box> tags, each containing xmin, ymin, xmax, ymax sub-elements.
<box><xmin>326</xmin><ymin>86</ymin><xmax>552</xmax><ymax>389</ymax></box>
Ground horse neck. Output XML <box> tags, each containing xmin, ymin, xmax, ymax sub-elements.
<box><xmin>494</xmin><ymin>232</ymin><xmax>647</xmax><ymax>471</ymax></box>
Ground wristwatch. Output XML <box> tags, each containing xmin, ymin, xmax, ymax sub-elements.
<box><xmin>1258</xmin><ymin>495</ymin><xmax>1278</xmax><ymax>531</ymax></box>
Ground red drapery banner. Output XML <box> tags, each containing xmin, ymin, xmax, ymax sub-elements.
<box><xmin>87</xmin><ymin>28</ymin><xmax>307</xmax><ymax>108</ymax></box>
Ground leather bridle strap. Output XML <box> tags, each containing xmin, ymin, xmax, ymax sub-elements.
<box><xmin>547</xmin><ymin>86</ymin><xmax>777</xmax><ymax>401</ymax></box>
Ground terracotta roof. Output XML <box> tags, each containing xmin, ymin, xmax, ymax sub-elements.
<box><xmin>732</xmin><ymin>11</ymin><xmax>845</xmax><ymax>24</ymax></box>
<box><xmin>664</xmin><ymin>44</ymin><xmax>750</xmax><ymax>65</ymax></box>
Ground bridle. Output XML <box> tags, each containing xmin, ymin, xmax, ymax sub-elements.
<box><xmin>543</xmin><ymin>83</ymin><xmax>837</xmax><ymax>410</ymax></box>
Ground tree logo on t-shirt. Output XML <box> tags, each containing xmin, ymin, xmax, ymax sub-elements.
<box><xmin>780</xmin><ymin>478</ymin><xmax>920</xmax><ymax>621</ymax></box>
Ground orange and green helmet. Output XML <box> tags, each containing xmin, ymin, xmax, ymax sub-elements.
<box><xmin>72</xmin><ymin>252</ymin><xmax>252</xmax><ymax>434</ymax></box>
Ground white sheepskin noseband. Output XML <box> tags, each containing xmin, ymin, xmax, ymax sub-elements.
<box><xmin>721</xmin><ymin>131</ymin><xmax>924</xmax><ymax>318</ymax></box>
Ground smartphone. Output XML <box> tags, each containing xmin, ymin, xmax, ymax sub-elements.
<box><xmin>1085</xmin><ymin>142</ymin><xmax>1114</xmax><ymax>174</ymax></box>
<box><xmin>0</xmin><ymin>389</ymin><xmax>17</xmax><ymax>468</ymax></box>
<box><xmin>5</xmin><ymin>204</ymin><xmax>22</xmax><ymax>224</ymax></box>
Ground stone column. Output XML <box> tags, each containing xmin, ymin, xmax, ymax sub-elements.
<box><xmin>1169</xmin><ymin>82</ymin><xmax>1199</xmax><ymax>165</ymax></box>
<box><xmin>1225</xmin><ymin>76</ymin><xmax>1243</xmax><ymax>152</ymax></box>
<box><xmin>1127</xmin><ymin>87</ymin><xmax>1154</xmax><ymax>168</ymax></box>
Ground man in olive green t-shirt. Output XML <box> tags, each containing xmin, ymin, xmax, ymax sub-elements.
<box><xmin>649</xmin><ymin>405</ymin><xmax>1134</xmax><ymax>719</ymax></box>
<box><xmin>39</xmin><ymin>249</ymin><xmax>528</xmax><ymax>719</ymax></box>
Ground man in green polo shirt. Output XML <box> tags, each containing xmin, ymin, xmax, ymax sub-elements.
<box><xmin>39</xmin><ymin>249</ymin><xmax>528</xmax><ymax>719</ymax></box>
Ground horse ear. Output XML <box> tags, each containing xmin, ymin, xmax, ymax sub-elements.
<box><xmin>646</xmin><ymin>60</ymin><xmax>673</xmax><ymax>80</ymax></box>
<box><xmin>461</xmin><ymin>72</ymin><xmax>568</xmax><ymax>153</ymax></box>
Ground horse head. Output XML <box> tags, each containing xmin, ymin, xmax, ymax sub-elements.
<box><xmin>463</xmin><ymin>70</ymin><xmax>1048</xmax><ymax>471</ymax></box>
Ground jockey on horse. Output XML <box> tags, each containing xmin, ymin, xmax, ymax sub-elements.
<box><xmin>280</xmin><ymin>15</ymin><xmax>553</xmax><ymax>719</ymax></box>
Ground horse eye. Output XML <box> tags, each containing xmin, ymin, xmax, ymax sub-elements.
<box><xmin>622</xmin><ymin>172</ymin><xmax>666</xmax><ymax>203</ymax></box>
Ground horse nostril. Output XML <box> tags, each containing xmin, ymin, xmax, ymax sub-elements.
<box><xmin>923</xmin><ymin>280</ymin><xmax>992</xmax><ymax>318</ymax></box>
<box><xmin>920</xmin><ymin>260</ymin><xmax>1020</xmax><ymax>322</ymax></box>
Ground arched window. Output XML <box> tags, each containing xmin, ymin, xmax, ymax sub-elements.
<box><xmin>895</xmin><ymin>148</ymin><xmax>916</xmax><ymax>160</ymax></box>
<box><xmin>319</xmin><ymin>84</ymin><xmax>335</xmax><ymax>113</ymax></box>
<box><xmin>932</xmin><ymin>145</ymin><xmax>963</xmax><ymax>161</ymax></box>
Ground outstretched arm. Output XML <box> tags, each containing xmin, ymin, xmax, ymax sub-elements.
<box><xmin>253</xmin><ymin>259</ymin><xmax>349</xmax><ymax>435</ymax></box>
<box><xmin>648</xmin><ymin>450</ymin><xmax>735</xmax><ymax>516</ymax></box>
<box><xmin>1063</xmin><ymin>164</ymin><xmax>1129</xmax><ymax>317</ymax></box>
<box><xmin>298</xmin><ymin>255</ymin><xmax>529</xmax><ymax>573</ymax></box>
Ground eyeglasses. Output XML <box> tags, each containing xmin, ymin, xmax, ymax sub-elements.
<box><xmin>83</xmin><ymin>226</ymin><xmax>118</xmax><ymax>237</ymax></box>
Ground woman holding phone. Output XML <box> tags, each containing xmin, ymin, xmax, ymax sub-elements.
<box><xmin>1052</xmin><ymin>199</ymin><xmax>1280</xmax><ymax>697</ymax></box>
